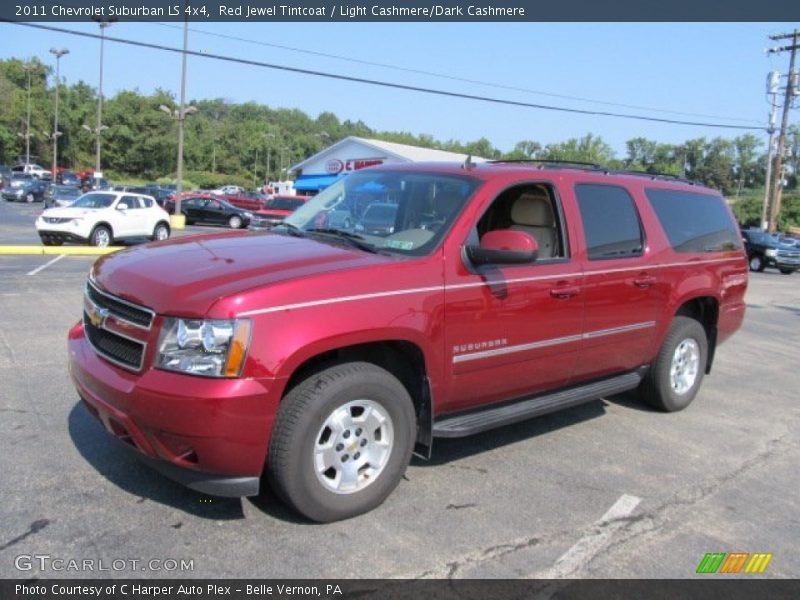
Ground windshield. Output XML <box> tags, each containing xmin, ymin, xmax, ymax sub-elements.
<box><xmin>54</xmin><ymin>185</ymin><xmax>81</xmax><ymax>197</ymax></box>
<box><xmin>71</xmin><ymin>192</ymin><xmax>116</xmax><ymax>209</ymax></box>
<box><xmin>283</xmin><ymin>170</ymin><xmax>480</xmax><ymax>255</ymax></box>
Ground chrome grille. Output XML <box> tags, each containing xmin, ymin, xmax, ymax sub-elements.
<box><xmin>86</xmin><ymin>280</ymin><xmax>154</xmax><ymax>329</ymax></box>
<box><xmin>83</xmin><ymin>312</ymin><xmax>145</xmax><ymax>371</ymax></box>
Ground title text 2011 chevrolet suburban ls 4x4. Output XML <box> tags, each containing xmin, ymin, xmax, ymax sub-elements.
<box><xmin>69</xmin><ymin>161</ymin><xmax>747</xmax><ymax>522</ymax></box>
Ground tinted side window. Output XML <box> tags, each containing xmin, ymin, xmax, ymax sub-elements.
<box><xmin>646</xmin><ymin>189</ymin><xmax>742</xmax><ymax>253</ymax></box>
<box><xmin>575</xmin><ymin>184</ymin><xmax>643</xmax><ymax>260</ymax></box>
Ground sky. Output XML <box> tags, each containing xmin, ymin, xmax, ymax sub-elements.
<box><xmin>1</xmin><ymin>21</ymin><xmax>797</xmax><ymax>157</ymax></box>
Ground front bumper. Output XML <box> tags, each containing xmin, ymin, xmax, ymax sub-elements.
<box><xmin>38</xmin><ymin>229</ymin><xmax>90</xmax><ymax>244</ymax></box>
<box><xmin>68</xmin><ymin>320</ymin><xmax>279</xmax><ymax>497</ymax></box>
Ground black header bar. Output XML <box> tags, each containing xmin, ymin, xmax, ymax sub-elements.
<box><xmin>2</xmin><ymin>0</ymin><xmax>799</xmax><ymax>22</ymax></box>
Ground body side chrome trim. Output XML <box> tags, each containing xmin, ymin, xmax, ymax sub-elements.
<box><xmin>452</xmin><ymin>321</ymin><xmax>657</xmax><ymax>364</ymax></box>
<box><xmin>235</xmin><ymin>257</ymin><xmax>743</xmax><ymax>318</ymax></box>
<box><xmin>238</xmin><ymin>285</ymin><xmax>443</xmax><ymax>317</ymax></box>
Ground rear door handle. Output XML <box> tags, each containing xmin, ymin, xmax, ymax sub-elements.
<box><xmin>550</xmin><ymin>286</ymin><xmax>580</xmax><ymax>299</ymax></box>
<box><xmin>633</xmin><ymin>275</ymin><xmax>657</xmax><ymax>288</ymax></box>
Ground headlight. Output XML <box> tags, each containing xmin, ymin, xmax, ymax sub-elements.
<box><xmin>765</xmin><ymin>249</ymin><xmax>777</xmax><ymax>257</ymax></box>
<box><xmin>243</xmin><ymin>212</ymin><xmax>253</xmax><ymax>219</ymax></box>
<box><xmin>157</xmin><ymin>317</ymin><xmax>251</xmax><ymax>377</ymax></box>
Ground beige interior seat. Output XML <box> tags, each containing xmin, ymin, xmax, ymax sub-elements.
<box><xmin>509</xmin><ymin>189</ymin><xmax>558</xmax><ymax>258</ymax></box>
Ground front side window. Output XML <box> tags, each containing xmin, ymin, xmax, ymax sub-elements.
<box><xmin>575</xmin><ymin>184</ymin><xmax>643</xmax><ymax>260</ymax></box>
<box><xmin>646</xmin><ymin>188</ymin><xmax>742</xmax><ymax>253</ymax></box>
<box><xmin>283</xmin><ymin>170</ymin><xmax>481</xmax><ymax>256</ymax></box>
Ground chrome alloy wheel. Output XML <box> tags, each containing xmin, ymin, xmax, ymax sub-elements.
<box><xmin>670</xmin><ymin>338</ymin><xmax>700</xmax><ymax>395</ymax></box>
<box><xmin>314</xmin><ymin>399</ymin><xmax>394</xmax><ymax>494</ymax></box>
<box><xmin>94</xmin><ymin>228</ymin><xmax>111</xmax><ymax>247</ymax></box>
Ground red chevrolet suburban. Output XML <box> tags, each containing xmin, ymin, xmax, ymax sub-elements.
<box><xmin>69</xmin><ymin>161</ymin><xmax>747</xmax><ymax>522</ymax></box>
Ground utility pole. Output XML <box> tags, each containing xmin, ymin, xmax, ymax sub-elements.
<box><xmin>761</xmin><ymin>72</ymin><xmax>780</xmax><ymax>230</ymax></box>
<box><xmin>93</xmin><ymin>18</ymin><xmax>112</xmax><ymax>173</ymax></box>
<box><xmin>766</xmin><ymin>29</ymin><xmax>799</xmax><ymax>232</ymax></box>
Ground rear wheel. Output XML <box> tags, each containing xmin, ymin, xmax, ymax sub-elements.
<box><xmin>641</xmin><ymin>316</ymin><xmax>708</xmax><ymax>412</ymax></box>
<box><xmin>267</xmin><ymin>362</ymin><xmax>416</xmax><ymax>522</ymax></box>
<box><xmin>228</xmin><ymin>215</ymin><xmax>243</xmax><ymax>229</ymax></box>
<box><xmin>749</xmin><ymin>255</ymin><xmax>765</xmax><ymax>272</ymax></box>
<box><xmin>90</xmin><ymin>225</ymin><xmax>112</xmax><ymax>247</ymax></box>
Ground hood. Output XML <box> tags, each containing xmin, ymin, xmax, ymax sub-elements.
<box><xmin>41</xmin><ymin>206</ymin><xmax>106</xmax><ymax>219</ymax></box>
<box><xmin>91</xmin><ymin>231</ymin><xmax>392</xmax><ymax>317</ymax></box>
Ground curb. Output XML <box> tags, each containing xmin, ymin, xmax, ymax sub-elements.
<box><xmin>0</xmin><ymin>246</ymin><xmax>124</xmax><ymax>255</ymax></box>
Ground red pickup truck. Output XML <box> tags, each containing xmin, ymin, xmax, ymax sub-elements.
<box><xmin>69</xmin><ymin>161</ymin><xmax>747</xmax><ymax>521</ymax></box>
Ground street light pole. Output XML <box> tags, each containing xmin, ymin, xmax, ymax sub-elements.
<box><xmin>172</xmin><ymin>11</ymin><xmax>191</xmax><ymax>222</ymax></box>
<box><xmin>23</xmin><ymin>62</ymin><xmax>32</xmax><ymax>165</ymax></box>
<box><xmin>93</xmin><ymin>19</ymin><xmax>112</xmax><ymax>173</ymax></box>
<box><xmin>49</xmin><ymin>48</ymin><xmax>69</xmax><ymax>180</ymax></box>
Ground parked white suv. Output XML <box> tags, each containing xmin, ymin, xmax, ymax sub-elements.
<box><xmin>35</xmin><ymin>191</ymin><xmax>171</xmax><ymax>247</ymax></box>
<box><xmin>12</xmin><ymin>163</ymin><xmax>51</xmax><ymax>179</ymax></box>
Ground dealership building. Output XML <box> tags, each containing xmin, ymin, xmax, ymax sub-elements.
<box><xmin>289</xmin><ymin>136</ymin><xmax>484</xmax><ymax>194</ymax></box>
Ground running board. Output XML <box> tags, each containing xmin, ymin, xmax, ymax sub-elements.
<box><xmin>432</xmin><ymin>371</ymin><xmax>643</xmax><ymax>438</ymax></box>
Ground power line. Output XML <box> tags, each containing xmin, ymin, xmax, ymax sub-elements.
<box><xmin>5</xmin><ymin>20</ymin><xmax>766</xmax><ymax>132</ymax></box>
<box><xmin>150</xmin><ymin>22</ymin><xmax>763</xmax><ymax>125</ymax></box>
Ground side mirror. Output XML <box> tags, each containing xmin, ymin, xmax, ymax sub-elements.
<box><xmin>116</xmin><ymin>205</ymin><xmax>128</xmax><ymax>211</ymax></box>
<box><xmin>466</xmin><ymin>230</ymin><xmax>538</xmax><ymax>266</ymax></box>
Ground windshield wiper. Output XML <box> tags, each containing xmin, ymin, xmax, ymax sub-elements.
<box><xmin>305</xmin><ymin>228</ymin><xmax>380</xmax><ymax>254</ymax></box>
<box><xmin>273</xmin><ymin>222</ymin><xmax>306</xmax><ymax>237</ymax></box>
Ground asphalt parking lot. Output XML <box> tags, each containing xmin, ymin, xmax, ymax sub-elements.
<box><xmin>0</xmin><ymin>198</ymin><xmax>798</xmax><ymax>580</ymax></box>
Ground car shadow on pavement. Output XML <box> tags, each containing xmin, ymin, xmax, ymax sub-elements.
<box><xmin>602</xmin><ymin>389</ymin><xmax>661</xmax><ymax>413</ymax></box>
<box><xmin>68</xmin><ymin>402</ymin><xmax>246</xmax><ymax>520</ymax></box>
<box><xmin>416</xmin><ymin>399</ymin><xmax>607</xmax><ymax>467</ymax></box>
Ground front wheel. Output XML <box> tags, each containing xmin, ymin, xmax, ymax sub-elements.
<box><xmin>90</xmin><ymin>225</ymin><xmax>112</xmax><ymax>247</ymax></box>
<box><xmin>151</xmin><ymin>222</ymin><xmax>170</xmax><ymax>242</ymax></box>
<box><xmin>779</xmin><ymin>268</ymin><xmax>795</xmax><ymax>275</ymax></box>
<box><xmin>641</xmin><ymin>316</ymin><xmax>708</xmax><ymax>412</ymax></box>
<box><xmin>267</xmin><ymin>362</ymin><xmax>416</xmax><ymax>522</ymax></box>
<box><xmin>26</xmin><ymin>193</ymin><xmax>34</xmax><ymax>203</ymax></box>
<box><xmin>228</xmin><ymin>215</ymin><xmax>243</xmax><ymax>229</ymax></box>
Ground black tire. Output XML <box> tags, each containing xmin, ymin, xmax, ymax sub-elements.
<box><xmin>151</xmin><ymin>222</ymin><xmax>170</xmax><ymax>242</ymax></box>
<box><xmin>267</xmin><ymin>362</ymin><xmax>416</xmax><ymax>523</ymax></box>
<box><xmin>228</xmin><ymin>215</ymin><xmax>243</xmax><ymax>229</ymax></box>
<box><xmin>641</xmin><ymin>316</ymin><xmax>708</xmax><ymax>412</ymax></box>
<box><xmin>779</xmin><ymin>268</ymin><xmax>795</xmax><ymax>275</ymax></box>
<box><xmin>90</xmin><ymin>225</ymin><xmax>112</xmax><ymax>247</ymax></box>
<box><xmin>748</xmin><ymin>255</ymin><xmax>765</xmax><ymax>272</ymax></box>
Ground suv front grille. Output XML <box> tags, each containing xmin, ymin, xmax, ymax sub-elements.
<box><xmin>86</xmin><ymin>281</ymin><xmax>154</xmax><ymax>329</ymax></box>
<box><xmin>83</xmin><ymin>312</ymin><xmax>145</xmax><ymax>371</ymax></box>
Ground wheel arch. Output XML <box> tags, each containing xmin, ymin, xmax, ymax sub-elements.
<box><xmin>281</xmin><ymin>339</ymin><xmax>434</xmax><ymax>459</ymax></box>
<box><xmin>674</xmin><ymin>296</ymin><xmax>719</xmax><ymax>373</ymax></box>
<box><xmin>91</xmin><ymin>221</ymin><xmax>114</xmax><ymax>237</ymax></box>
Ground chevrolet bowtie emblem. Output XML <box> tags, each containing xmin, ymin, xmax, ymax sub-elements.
<box><xmin>88</xmin><ymin>305</ymin><xmax>110</xmax><ymax>328</ymax></box>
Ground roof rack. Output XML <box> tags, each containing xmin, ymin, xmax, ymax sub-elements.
<box><xmin>488</xmin><ymin>159</ymin><xmax>606</xmax><ymax>170</ymax></box>
<box><xmin>486</xmin><ymin>160</ymin><xmax>701</xmax><ymax>186</ymax></box>
<box><xmin>610</xmin><ymin>169</ymin><xmax>699</xmax><ymax>186</ymax></box>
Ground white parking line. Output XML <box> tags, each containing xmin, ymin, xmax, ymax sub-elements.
<box><xmin>27</xmin><ymin>254</ymin><xmax>66</xmax><ymax>276</ymax></box>
<box><xmin>536</xmin><ymin>493</ymin><xmax>642</xmax><ymax>579</ymax></box>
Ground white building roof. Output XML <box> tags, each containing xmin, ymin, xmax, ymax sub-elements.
<box><xmin>289</xmin><ymin>136</ymin><xmax>485</xmax><ymax>173</ymax></box>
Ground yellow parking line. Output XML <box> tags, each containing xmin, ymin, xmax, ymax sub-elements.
<box><xmin>0</xmin><ymin>246</ymin><xmax>124</xmax><ymax>255</ymax></box>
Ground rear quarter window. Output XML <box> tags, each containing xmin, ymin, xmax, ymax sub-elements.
<box><xmin>645</xmin><ymin>189</ymin><xmax>742</xmax><ymax>253</ymax></box>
